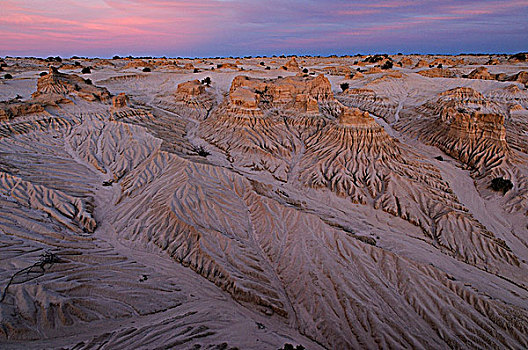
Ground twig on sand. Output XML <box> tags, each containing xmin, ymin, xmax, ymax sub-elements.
<box><xmin>0</xmin><ymin>250</ymin><xmax>62</xmax><ymax>303</ymax></box>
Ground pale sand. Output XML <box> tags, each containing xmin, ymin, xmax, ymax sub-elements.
<box><xmin>0</xmin><ymin>54</ymin><xmax>527</xmax><ymax>349</ymax></box>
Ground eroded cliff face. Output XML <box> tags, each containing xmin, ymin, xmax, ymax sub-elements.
<box><xmin>1</xmin><ymin>56</ymin><xmax>528</xmax><ymax>350</ymax></box>
<box><xmin>397</xmin><ymin>87</ymin><xmax>509</xmax><ymax>174</ymax></box>
<box><xmin>33</xmin><ymin>66</ymin><xmax>111</xmax><ymax>102</ymax></box>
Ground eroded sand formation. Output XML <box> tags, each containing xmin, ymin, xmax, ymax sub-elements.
<box><xmin>1</xmin><ymin>54</ymin><xmax>528</xmax><ymax>349</ymax></box>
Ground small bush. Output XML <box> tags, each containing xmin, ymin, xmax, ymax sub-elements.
<box><xmin>340</xmin><ymin>82</ymin><xmax>349</xmax><ymax>92</ymax></box>
<box><xmin>3</xmin><ymin>74</ymin><xmax>12</xmax><ymax>79</ymax></box>
<box><xmin>302</xmin><ymin>68</ymin><xmax>308</xmax><ymax>73</ymax></box>
<box><xmin>434</xmin><ymin>155</ymin><xmax>444</xmax><ymax>161</ymax></box>
<box><xmin>74</xmin><ymin>61</ymin><xmax>81</xmax><ymax>66</ymax></box>
<box><xmin>260</xmin><ymin>61</ymin><xmax>265</xmax><ymax>66</ymax></box>
<box><xmin>142</xmin><ymin>67</ymin><xmax>151</xmax><ymax>72</ymax></box>
<box><xmin>81</xmin><ymin>67</ymin><xmax>91</xmax><ymax>74</ymax></box>
<box><xmin>279</xmin><ymin>344</ymin><xmax>305</xmax><ymax>350</ymax></box>
<box><xmin>46</xmin><ymin>56</ymin><xmax>62</xmax><ymax>63</ymax></box>
<box><xmin>113</xmin><ymin>55</ymin><xmax>121</xmax><ymax>60</ymax></box>
<box><xmin>193</xmin><ymin>145</ymin><xmax>210</xmax><ymax>157</ymax></box>
<box><xmin>201</xmin><ymin>77</ymin><xmax>211</xmax><ymax>86</ymax></box>
<box><xmin>84</xmin><ymin>78</ymin><xmax>92</xmax><ymax>85</ymax></box>
<box><xmin>437</xmin><ymin>63</ymin><xmax>443</xmax><ymax>68</ymax></box>
<box><xmin>193</xmin><ymin>68</ymin><xmax>199</xmax><ymax>73</ymax></box>
<box><xmin>265</xmin><ymin>66</ymin><xmax>271</xmax><ymax>70</ymax></box>
<box><xmin>39</xmin><ymin>72</ymin><xmax>48</xmax><ymax>77</ymax></box>
<box><xmin>381</xmin><ymin>61</ymin><xmax>393</xmax><ymax>69</ymax></box>
<box><xmin>490</xmin><ymin>177</ymin><xmax>513</xmax><ymax>194</ymax></box>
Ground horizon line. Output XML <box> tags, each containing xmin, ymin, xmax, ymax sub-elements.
<box><xmin>3</xmin><ymin>51</ymin><xmax>527</xmax><ymax>60</ymax></box>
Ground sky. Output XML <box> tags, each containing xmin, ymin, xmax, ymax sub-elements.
<box><xmin>0</xmin><ymin>0</ymin><xmax>527</xmax><ymax>58</ymax></box>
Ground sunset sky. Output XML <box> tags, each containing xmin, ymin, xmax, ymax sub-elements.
<box><xmin>1</xmin><ymin>0</ymin><xmax>527</xmax><ymax>58</ymax></box>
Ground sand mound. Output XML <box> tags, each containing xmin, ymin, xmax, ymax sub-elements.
<box><xmin>399</xmin><ymin>57</ymin><xmax>414</xmax><ymax>67</ymax></box>
<box><xmin>397</xmin><ymin>87</ymin><xmax>508</xmax><ymax>174</ymax></box>
<box><xmin>123</xmin><ymin>59</ymin><xmax>154</xmax><ymax>70</ymax></box>
<box><xmin>33</xmin><ymin>67</ymin><xmax>111</xmax><ymax>102</ymax></box>
<box><xmin>417</xmin><ymin>67</ymin><xmax>457</xmax><ymax>78</ymax></box>
<box><xmin>338</xmin><ymin>88</ymin><xmax>398</xmax><ymax>122</ymax></box>
<box><xmin>282</xmin><ymin>56</ymin><xmax>300</xmax><ymax>72</ymax></box>
<box><xmin>467</xmin><ymin>66</ymin><xmax>495</xmax><ymax>80</ymax></box>
<box><xmin>112</xmin><ymin>92</ymin><xmax>129</xmax><ymax>108</ymax></box>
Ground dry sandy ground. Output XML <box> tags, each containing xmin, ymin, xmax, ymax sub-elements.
<box><xmin>0</xmin><ymin>54</ymin><xmax>527</xmax><ymax>349</ymax></box>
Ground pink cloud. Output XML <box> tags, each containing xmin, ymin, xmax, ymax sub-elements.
<box><xmin>0</xmin><ymin>0</ymin><xmax>526</xmax><ymax>56</ymax></box>
<box><xmin>336</xmin><ymin>10</ymin><xmax>381</xmax><ymax>16</ymax></box>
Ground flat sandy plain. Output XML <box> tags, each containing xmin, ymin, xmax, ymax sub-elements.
<box><xmin>0</xmin><ymin>53</ymin><xmax>527</xmax><ymax>349</ymax></box>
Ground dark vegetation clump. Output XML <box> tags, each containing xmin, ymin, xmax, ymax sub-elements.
<box><xmin>193</xmin><ymin>145</ymin><xmax>210</xmax><ymax>157</ymax></box>
<box><xmin>74</xmin><ymin>61</ymin><xmax>81</xmax><ymax>66</ymax></box>
<box><xmin>278</xmin><ymin>344</ymin><xmax>305</xmax><ymax>350</ymax></box>
<box><xmin>201</xmin><ymin>77</ymin><xmax>211</xmax><ymax>86</ymax></box>
<box><xmin>193</xmin><ymin>68</ymin><xmax>199</xmax><ymax>73</ymax></box>
<box><xmin>39</xmin><ymin>72</ymin><xmax>48</xmax><ymax>77</ymax></box>
<box><xmin>434</xmin><ymin>155</ymin><xmax>444</xmax><ymax>161</ymax></box>
<box><xmin>265</xmin><ymin>66</ymin><xmax>271</xmax><ymax>70</ymax></box>
<box><xmin>381</xmin><ymin>61</ymin><xmax>393</xmax><ymax>69</ymax></box>
<box><xmin>260</xmin><ymin>61</ymin><xmax>265</xmax><ymax>66</ymax></box>
<box><xmin>81</xmin><ymin>66</ymin><xmax>91</xmax><ymax>74</ymax></box>
<box><xmin>46</xmin><ymin>56</ymin><xmax>62</xmax><ymax>63</ymax></box>
<box><xmin>84</xmin><ymin>78</ymin><xmax>92</xmax><ymax>85</ymax></box>
<box><xmin>142</xmin><ymin>67</ymin><xmax>151</xmax><ymax>72</ymax></box>
<box><xmin>437</xmin><ymin>63</ymin><xmax>443</xmax><ymax>68</ymax></box>
<box><xmin>3</xmin><ymin>74</ymin><xmax>12</xmax><ymax>79</ymax></box>
<box><xmin>113</xmin><ymin>55</ymin><xmax>121</xmax><ymax>60</ymax></box>
<box><xmin>490</xmin><ymin>177</ymin><xmax>513</xmax><ymax>194</ymax></box>
<box><xmin>510</xmin><ymin>52</ymin><xmax>527</xmax><ymax>61</ymax></box>
<box><xmin>302</xmin><ymin>68</ymin><xmax>308</xmax><ymax>73</ymax></box>
<box><xmin>340</xmin><ymin>82</ymin><xmax>349</xmax><ymax>92</ymax></box>
<box><xmin>364</xmin><ymin>54</ymin><xmax>389</xmax><ymax>63</ymax></box>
